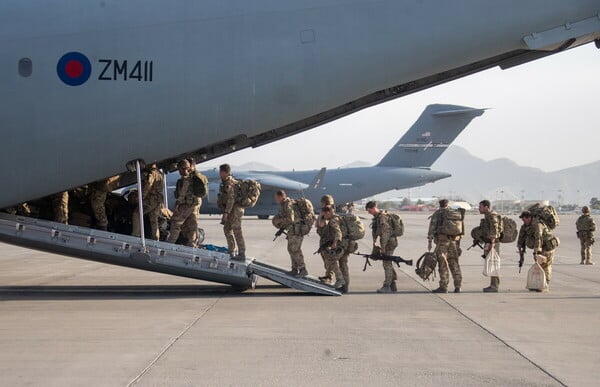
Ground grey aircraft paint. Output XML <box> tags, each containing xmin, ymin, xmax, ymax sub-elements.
<box><xmin>166</xmin><ymin>104</ymin><xmax>484</xmax><ymax>216</ymax></box>
<box><xmin>2</xmin><ymin>1</ymin><xmax>600</xmax><ymax>210</ymax></box>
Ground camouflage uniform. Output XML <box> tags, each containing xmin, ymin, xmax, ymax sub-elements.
<box><xmin>428</xmin><ymin>209</ymin><xmax>462</xmax><ymax>291</ymax></box>
<box><xmin>132</xmin><ymin>167</ymin><xmax>164</xmax><ymax>240</ymax></box>
<box><xmin>576</xmin><ymin>214</ymin><xmax>595</xmax><ymax>264</ymax></box>
<box><xmin>372</xmin><ymin>211</ymin><xmax>399</xmax><ymax>288</ymax></box>
<box><xmin>318</xmin><ymin>195</ymin><xmax>335</xmax><ymax>280</ymax></box>
<box><xmin>276</xmin><ymin>197</ymin><xmax>306</xmax><ymax>273</ymax></box>
<box><xmin>91</xmin><ymin>176</ymin><xmax>120</xmax><ymax>230</ymax></box>
<box><xmin>167</xmin><ymin>175</ymin><xmax>201</xmax><ymax>247</ymax></box>
<box><xmin>219</xmin><ymin>175</ymin><xmax>245</xmax><ymax>255</ymax></box>
<box><xmin>480</xmin><ymin>211</ymin><xmax>501</xmax><ymax>290</ymax></box>
<box><xmin>518</xmin><ymin>220</ymin><xmax>555</xmax><ymax>283</ymax></box>
<box><xmin>52</xmin><ymin>191</ymin><xmax>69</xmax><ymax>224</ymax></box>
<box><xmin>316</xmin><ymin>215</ymin><xmax>345</xmax><ymax>288</ymax></box>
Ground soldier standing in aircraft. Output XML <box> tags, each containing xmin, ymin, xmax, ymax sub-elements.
<box><xmin>316</xmin><ymin>206</ymin><xmax>346</xmax><ymax>290</ymax></box>
<box><xmin>90</xmin><ymin>176</ymin><xmax>120</xmax><ymax>231</ymax></box>
<box><xmin>132</xmin><ymin>164</ymin><xmax>164</xmax><ymax>241</ymax></box>
<box><xmin>576</xmin><ymin>206</ymin><xmax>595</xmax><ymax>265</ymax></box>
<box><xmin>273</xmin><ymin>190</ymin><xmax>308</xmax><ymax>277</ymax></box>
<box><xmin>428</xmin><ymin>199</ymin><xmax>463</xmax><ymax>294</ymax></box>
<box><xmin>166</xmin><ymin>160</ymin><xmax>202</xmax><ymax>247</ymax></box>
<box><xmin>51</xmin><ymin>191</ymin><xmax>69</xmax><ymax>224</ymax></box>
<box><xmin>478</xmin><ymin>200</ymin><xmax>501</xmax><ymax>292</ymax></box>
<box><xmin>366</xmin><ymin>201</ymin><xmax>399</xmax><ymax>293</ymax></box>
<box><xmin>218</xmin><ymin>164</ymin><xmax>246</xmax><ymax>260</ymax></box>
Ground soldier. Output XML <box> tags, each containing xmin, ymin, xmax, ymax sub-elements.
<box><xmin>576</xmin><ymin>206</ymin><xmax>595</xmax><ymax>265</ymax></box>
<box><xmin>428</xmin><ymin>199</ymin><xmax>463</xmax><ymax>293</ymax></box>
<box><xmin>90</xmin><ymin>176</ymin><xmax>120</xmax><ymax>231</ymax></box>
<box><xmin>316</xmin><ymin>206</ymin><xmax>346</xmax><ymax>290</ymax></box>
<box><xmin>132</xmin><ymin>163</ymin><xmax>164</xmax><ymax>241</ymax></box>
<box><xmin>273</xmin><ymin>190</ymin><xmax>308</xmax><ymax>277</ymax></box>
<box><xmin>518</xmin><ymin>210</ymin><xmax>557</xmax><ymax>291</ymax></box>
<box><xmin>218</xmin><ymin>164</ymin><xmax>246</xmax><ymax>260</ymax></box>
<box><xmin>316</xmin><ymin>195</ymin><xmax>336</xmax><ymax>283</ymax></box>
<box><xmin>166</xmin><ymin>160</ymin><xmax>202</xmax><ymax>247</ymax></box>
<box><xmin>478</xmin><ymin>199</ymin><xmax>501</xmax><ymax>292</ymax></box>
<box><xmin>366</xmin><ymin>201</ymin><xmax>399</xmax><ymax>293</ymax></box>
<box><xmin>51</xmin><ymin>191</ymin><xmax>69</xmax><ymax>224</ymax></box>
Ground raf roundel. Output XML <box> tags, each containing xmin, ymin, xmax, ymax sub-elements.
<box><xmin>57</xmin><ymin>52</ymin><xmax>92</xmax><ymax>86</ymax></box>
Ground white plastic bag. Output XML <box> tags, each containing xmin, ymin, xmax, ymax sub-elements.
<box><xmin>526</xmin><ymin>261</ymin><xmax>548</xmax><ymax>291</ymax></box>
<box><xmin>483</xmin><ymin>249</ymin><xmax>501</xmax><ymax>277</ymax></box>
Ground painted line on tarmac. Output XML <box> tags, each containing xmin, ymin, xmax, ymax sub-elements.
<box><xmin>403</xmin><ymin>271</ymin><xmax>567</xmax><ymax>387</ymax></box>
<box><xmin>127</xmin><ymin>296</ymin><xmax>222</xmax><ymax>386</ymax></box>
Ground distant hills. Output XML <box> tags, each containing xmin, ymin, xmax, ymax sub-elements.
<box><xmin>413</xmin><ymin>146</ymin><xmax>600</xmax><ymax>205</ymax></box>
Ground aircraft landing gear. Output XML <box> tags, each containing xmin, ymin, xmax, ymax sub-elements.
<box><xmin>257</xmin><ymin>215</ymin><xmax>269</xmax><ymax>220</ymax></box>
<box><xmin>596</xmin><ymin>39</ymin><xmax>600</xmax><ymax>49</ymax></box>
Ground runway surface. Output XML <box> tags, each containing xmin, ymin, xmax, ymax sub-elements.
<box><xmin>0</xmin><ymin>212</ymin><xmax>598</xmax><ymax>386</ymax></box>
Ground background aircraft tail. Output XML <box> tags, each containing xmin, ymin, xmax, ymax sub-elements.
<box><xmin>376</xmin><ymin>104</ymin><xmax>485</xmax><ymax>168</ymax></box>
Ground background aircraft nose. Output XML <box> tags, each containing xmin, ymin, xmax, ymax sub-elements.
<box><xmin>428</xmin><ymin>170</ymin><xmax>452</xmax><ymax>182</ymax></box>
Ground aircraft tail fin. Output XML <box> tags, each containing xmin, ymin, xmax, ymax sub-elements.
<box><xmin>309</xmin><ymin>167</ymin><xmax>327</xmax><ymax>190</ymax></box>
<box><xmin>376</xmin><ymin>104</ymin><xmax>486</xmax><ymax>168</ymax></box>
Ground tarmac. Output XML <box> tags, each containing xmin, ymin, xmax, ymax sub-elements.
<box><xmin>0</xmin><ymin>212</ymin><xmax>598</xmax><ymax>386</ymax></box>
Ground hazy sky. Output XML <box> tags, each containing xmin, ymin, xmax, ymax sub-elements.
<box><xmin>209</xmin><ymin>44</ymin><xmax>599</xmax><ymax>172</ymax></box>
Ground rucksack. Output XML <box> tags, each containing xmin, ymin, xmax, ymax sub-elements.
<box><xmin>576</xmin><ymin>215</ymin><xmax>596</xmax><ymax>232</ymax></box>
<box><xmin>293</xmin><ymin>198</ymin><xmax>315</xmax><ymax>236</ymax></box>
<box><xmin>437</xmin><ymin>208</ymin><xmax>465</xmax><ymax>236</ymax></box>
<box><xmin>388</xmin><ymin>212</ymin><xmax>404</xmax><ymax>237</ymax></box>
<box><xmin>235</xmin><ymin>179</ymin><xmax>261</xmax><ymax>208</ymax></box>
<box><xmin>528</xmin><ymin>203</ymin><xmax>559</xmax><ymax>230</ymax></box>
<box><xmin>499</xmin><ymin>216</ymin><xmax>518</xmax><ymax>243</ymax></box>
<box><xmin>338</xmin><ymin>213</ymin><xmax>365</xmax><ymax>241</ymax></box>
<box><xmin>191</xmin><ymin>172</ymin><xmax>208</xmax><ymax>198</ymax></box>
<box><xmin>415</xmin><ymin>252</ymin><xmax>437</xmax><ymax>281</ymax></box>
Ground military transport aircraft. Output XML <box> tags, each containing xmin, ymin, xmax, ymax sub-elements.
<box><xmin>0</xmin><ymin>1</ymin><xmax>599</xmax><ymax>294</ymax></box>
<box><xmin>167</xmin><ymin>104</ymin><xmax>485</xmax><ymax>218</ymax></box>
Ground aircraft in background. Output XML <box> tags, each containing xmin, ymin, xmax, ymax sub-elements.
<box><xmin>2</xmin><ymin>1</ymin><xmax>600</xmax><ymax>208</ymax></box>
<box><xmin>166</xmin><ymin>104</ymin><xmax>485</xmax><ymax>217</ymax></box>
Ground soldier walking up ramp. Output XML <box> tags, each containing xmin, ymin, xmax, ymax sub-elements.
<box><xmin>0</xmin><ymin>213</ymin><xmax>340</xmax><ymax>296</ymax></box>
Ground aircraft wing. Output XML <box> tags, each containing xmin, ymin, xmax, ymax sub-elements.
<box><xmin>237</xmin><ymin>173</ymin><xmax>309</xmax><ymax>191</ymax></box>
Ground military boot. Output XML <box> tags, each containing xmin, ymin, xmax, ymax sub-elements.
<box><xmin>286</xmin><ymin>269</ymin><xmax>298</xmax><ymax>276</ymax></box>
<box><xmin>483</xmin><ymin>286</ymin><xmax>498</xmax><ymax>293</ymax></box>
<box><xmin>377</xmin><ymin>286</ymin><xmax>392</xmax><ymax>293</ymax></box>
<box><xmin>340</xmin><ymin>284</ymin><xmax>349</xmax><ymax>294</ymax></box>
<box><xmin>454</xmin><ymin>287</ymin><xmax>461</xmax><ymax>293</ymax></box>
<box><xmin>585</xmin><ymin>260</ymin><xmax>595</xmax><ymax>265</ymax></box>
<box><xmin>390</xmin><ymin>281</ymin><xmax>398</xmax><ymax>293</ymax></box>
<box><xmin>296</xmin><ymin>267</ymin><xmax>308</xmax><ymax>278</ymax></box>
<box><xmin>333</xmin><ymin>279</ymin><xmax>346</xmax><ymax>290</ymax></box>
<box><xmin>580</xmin><ymin>260</ymin><xmax>586</xmax><ymax>265</ymax></box>
<box><xmin>432</xmin><ymin>287</ymin><xmax>448</xmax><ymax>294</ymax></box>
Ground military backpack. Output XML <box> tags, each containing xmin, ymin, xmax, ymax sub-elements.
<box><xmin>528</xmin><ymin>203</ymin><xmax>560</xmax><ymax>230</ymax></box>
<box><xmin>436</xmin><ymin>208</ymin><xmax>465</xmax><ymax>236</ymax></box>
<box><xmin>339</xmin><ymin>213</ymin><xmax>365</xmax><ymax>241</ymax></box>
<box><xmin>415</xmin><ymin>252</ymin><xmax>437</xmax><ymax>281</ymax></box>
<box><xmin>235</xmin><ymin>179</ymin><xmax>261</xmax><ymax>208</ymax></box>
<box><xmin>293</xmin><ymin>197</ymin><xmax>315</xmax><ymax>236</ymax></box>
<box><xmin>191</xmin><ymin>172</ymin><xmax>208</xmax><ymax>198</ymax></box>
<box><xmin>576</xmin><ymin>215</ymin><xmax>596</xmax><ymax>232</ymax></box>
<box><xmin>499</xmin><ymin>216</ymin><xmax>518</xmax><ymax>243</ymax></box>
<box><xmin>388</xmin><ymin>212</ymin><xmax>404</xmax><ymax>237</ymax></box>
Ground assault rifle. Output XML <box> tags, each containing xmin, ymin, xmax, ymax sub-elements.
<box><xmin>273</xmin><ymin>228</ymin><xmax>287</xmax><ymax>241</ymax></box>
<box><xmin>353</xmin><ymin>252</ymin><xmax>413</xmax><ymax>272</ymax></box>
<box><xmin>518</xmin><ymin>247</ymin><xmax>526</xmax><ymax>273</ymax></box>
<box><xmin>467</xmin><ymin>240</ymin><xmax>486</xmax><ymax>259</ymax></box>
<box><xmin>314</xmin><ymin>241</ymin><xmax>342</xmax><ymax>256</ymax></box>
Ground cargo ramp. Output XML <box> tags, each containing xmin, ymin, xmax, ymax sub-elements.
<box><xmin>0</xmin><ymin>213</ymin><xmax>340</xmax><ymax>296</ymax></box>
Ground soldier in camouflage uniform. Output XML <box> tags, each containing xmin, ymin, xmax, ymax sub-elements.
<box><xmin>218</xmin><ymin>164</ymin><xmax>246</xmax><ymax>260</ymax></box>
<box><xmin>166</xmin><ymin>160</ymin><xmax>201</xmax><ymax>247</ymax></box>
<box><xmin>518</xmin><ymin>210</ymin><xmax>556</xmax><ymax>290</ymax></box>
<box><xmin>316</xmin><ymin>206</ymin><xmax>345</xmax><ymax>290</ymax></box>
<box><xmin>478</xmin><ymin>200</ymin><xmax>501</xmax><ymax>292</ymax></box>
<box><xmin>90</xmin><ymin>175</ymin><xmax>120</xmax><ymax>231</ymax></box>
<box><xmin>316</xmin><ymin>195</ymin><xmax>335</xmax><ymax>283</ymax></box>
<box><xmin>132</xmin><ymin>164</ymin><xmax>164</xmax><ymax>241</ymax></box>
<box><xmin>52</xmin><ymin>191</ymin><xmax>69</xmax><ymax>224</ymax></box>
<box><xmin>428</xmin><ymin>199</ymin><xmax>462</xmax><ymax>293</ymax></box>
<box><xmin>273</xmin><ymin>190</ymin><xmax>308</xmax><ymax>277</ymax></box>
<box><xmin>366</xmin><ymin>201</ymin><xmax>399</xmax><ymax>293</ymax></box>
<box><xmin>576</xmin><ymin>206</ymin><xmax>595</xmax><ymax>265</ymax></box>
